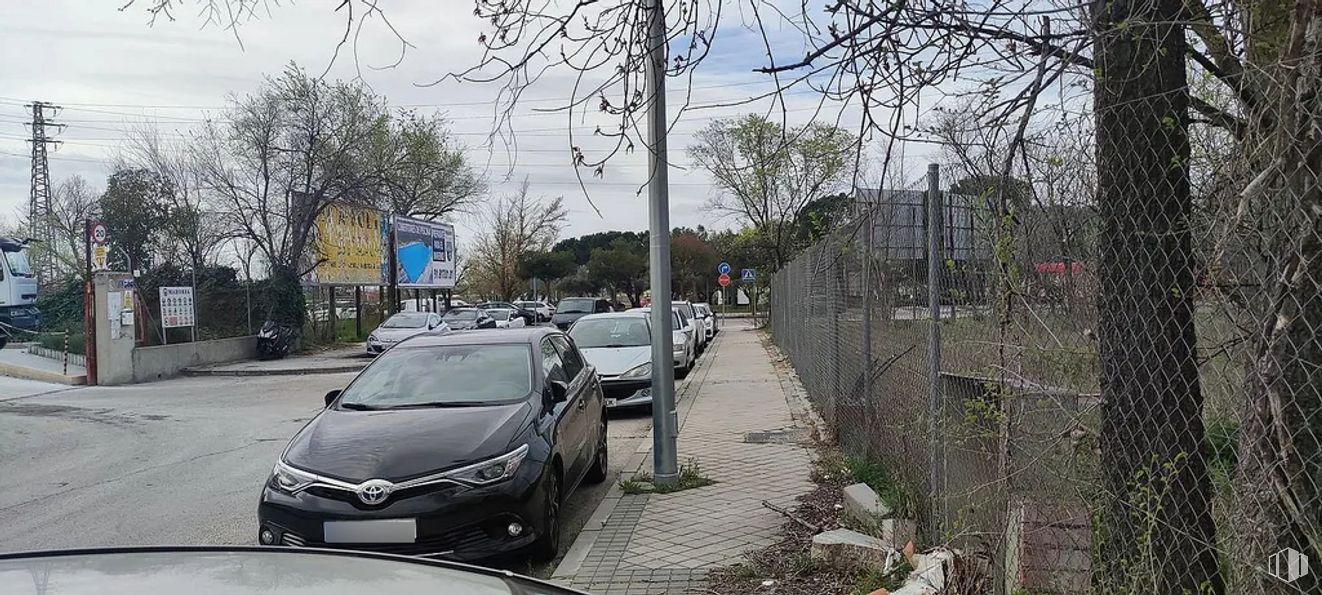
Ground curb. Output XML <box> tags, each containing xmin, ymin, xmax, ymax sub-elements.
<box><xmin>0</xmin><ymin>361</ymin><xmax>86</xmax><ymax>385</ymax></box>
<box><xmin>181</xmin><ymin>364</ymin><xmax>366</xmax><ymax>377</ymax></box>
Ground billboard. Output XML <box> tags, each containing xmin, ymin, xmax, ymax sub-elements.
<box><xmin>393</xmin><ymin>215</ymin><xmax>456</xmax><ymax>289</ymax></box>
<box><xmin>310</xmin><ymin>203</ymin><xmax>387</xmax><ymax>286</ymax></box>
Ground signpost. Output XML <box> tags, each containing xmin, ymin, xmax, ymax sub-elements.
<box><xmin>717</xmin><ymin>261</ymin><xmax>731</xmax><ymax>275</ymax></box>
<box><xmin>718</xmin><ymin>273</ymin><xmax>731</xmax><ymax>287</ymax></box>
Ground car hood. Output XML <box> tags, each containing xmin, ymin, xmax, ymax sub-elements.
<box><xmin>371</xmin><ymin>326</ymin><xmax>428</xmax><ymax>342</ymax></box>
<box><xmin>0</xmin><ymin>549</ymin><xmax>578</xmax><ymax>595</ymax></box>
<box><xmin>283</xmin><ymin>401</ymin><xmax>536</xmax><ymax>482</ymax></box>
<box><xmin>580</xmin><ymin>345</ymin><xmax>650</xmax><ymax>376</ymax></box>
<box><xmin>551</xmin><ymin>312</ymin><xmax>590</xmax><ymax>325</ymax></box>
<box><xmin>445</xmin><ymin>319</ymin><xmax>479</xmax><ymax>329</ymax></box>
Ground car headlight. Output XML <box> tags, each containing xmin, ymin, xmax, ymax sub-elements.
<box><xmin>270</xmin><ymin>460</ymin><xmax>319</xmax><ymax>494</ymax></box>
<box><xmin>443</xmin><ymin>444</ymin><xmax>530</xmax><ymax>486</ymax></box>
<box><xmin>368</xmin><ymin>332</ymin><xmax>379</xmax><ymax>343</ymax></box>
<box><xmin>620</xmin><ymin>362</ymin><xmax>652</xmax><ymax>379</ymax></box>
<box><xmin>672</xmin><ymin>336</ymin><xmax>686</xmax><ymax>353</ymax></box>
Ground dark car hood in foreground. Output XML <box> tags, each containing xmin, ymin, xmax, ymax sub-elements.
<box><xmin>283</xmin><ymin>401</ymin><xmax>536</xmax><ymax>482</ymax></box>
<box><xmin>0</xmin><ymin>547</ymin><xmax>583</xmax><ymax>595</ymax></box>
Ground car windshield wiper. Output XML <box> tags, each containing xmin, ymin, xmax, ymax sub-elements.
<box><xmin>339</xmin><ymin>402</ymin><xmax>383</xmax><ymax>411</ymax></box>
<box><xmin>381</xmin><ymin>401</ymin><xmax>500</xmax><ymax>409</ymax></box>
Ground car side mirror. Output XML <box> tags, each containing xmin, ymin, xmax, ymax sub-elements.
<box><xmin>324</xmin><ymin>389</ymin><xmax>341</xmax><ymax>407</ymax></box>
<box><xmin>549</xmin><ymin>380</ymin><xmax>569</xmax><ymax>403</ymax></box>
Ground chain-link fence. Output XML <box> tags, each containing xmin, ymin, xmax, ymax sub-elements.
<box><xmin>770</xmin><ymin>159</ymin><xmax>1319</xmax><ymax>593</ymax></box>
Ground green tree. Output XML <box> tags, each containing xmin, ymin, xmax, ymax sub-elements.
<box><xmin>553</xmin><ymin>231</ymin><xmax>646</xmax><ymax>265</ymax></box>
<box><xmin>670</xmin><ymin>231</ymin><xmax>718</xmax><ymax>300</ymax></box>
<box><xmin>587</xmin><ymin>239</ymin><xmax>648</xmax><ymax>307</ymax></box>
<box><xmin>687</xmin><ymin>114</ymin><xmax>855</xmax><ymax>269</ymax></box>
<box><xmin>517</xmin><ymin>250</ymin><xmax>578</xmax><ymax>298</ymax></box>
<box><xmin>99</xmin><ymin>167</ymin><xmax>171</xmax><ymax>271</ymax></box>
<box><xmin>374</xmin><ymin>110</ymin><xmax>484</xmax><ymax>218</ymax></box>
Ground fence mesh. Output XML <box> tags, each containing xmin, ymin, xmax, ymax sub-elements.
<box><xmin>770</xmin><ymin>157</ymin><xmax>1320</xmax><ymax>593</ymax></box>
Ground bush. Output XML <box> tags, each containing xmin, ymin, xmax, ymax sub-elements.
<box><xmin>37</xmin><ymin>331</ymin><xmax>85</xmax><ymax>354</ymax></box>
<box><xmin>36</xmin><ymin>278</ymin><xmax>85</xmax><ymax>331</ymax></box>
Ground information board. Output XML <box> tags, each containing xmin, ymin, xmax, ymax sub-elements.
<box><xmin>159</xmin><ymin>286</ymin><xmax>196</xmax><ymax>329</ymax></box>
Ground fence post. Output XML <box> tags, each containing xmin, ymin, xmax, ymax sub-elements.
<box><xmin>355</xmin><ymin>286</ymin><xmax>363</xmax><ymax>339</ymax></box>
<box><xmin>862</xmin><ymin>196</ymin><xmax>875</xmax><ymax>448</ymax></box>
<box><xmin>925</xmin><ymin>163</ymin><xmax>945</xmax><ymax>539</ymax></box>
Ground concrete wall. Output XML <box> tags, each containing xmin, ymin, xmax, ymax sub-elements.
<box><xmin>131</xmin><ymin>336</ymin><xmax>256</xmax><ymax>383</ymax></box>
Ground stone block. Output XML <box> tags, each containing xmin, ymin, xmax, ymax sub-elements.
<box><xmin>810</xmin><ymin>528</ymin><xmax>890</xmax><ymax>571</ymax></box>
<box><xmin>881</xmin><ymin>518</ymin><xmax>918</xmax><ymax>550</ymax></box>
<box><xmin>842</xmin><ymin>483</ymin><xmax>891</xmax><ymax>526</ymax></box>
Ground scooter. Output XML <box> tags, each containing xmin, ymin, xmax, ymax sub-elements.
<box><xmin>256</xmin><ymin>320</ymin><xmax>298</xmax><ymax>360</ymax></box>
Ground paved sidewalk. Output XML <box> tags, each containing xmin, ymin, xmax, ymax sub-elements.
<box><xmin>553</xmin><ymin>321</ymin><xmax>816</xmax><ymax>593</ymax></box>
<box><xmin>182</xmin><ymin>345</ymin><xmax>370</xmax><ymax>376</ymax></box>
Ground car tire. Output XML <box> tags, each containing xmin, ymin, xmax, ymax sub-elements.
<box><xmin>530</xmin><ymin>470</ymin><xmax>561</xmax><ymax>562</ymax></box>
<box><xmin>584</xmin><ymin>416</ymin><xmax>609</xmax><ymax>485</ymax></box>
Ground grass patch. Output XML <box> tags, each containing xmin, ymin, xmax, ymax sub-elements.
<box><xmin>844</xmin><ymin>457</ymin><xmax>917</xmax><ymax>520</ymax></box>
<box><xmin>1206</xmin><ymin>418</ymin><xmax>1239</xmax><ymax>488</ymax></box>
<box><xmin>849</xmin><ymin>560</ymin><xmax>912</xmax><ymax>595</ymax></box>
<box><xmin>619</xmin><ymin>459</ymin><xmax>715</xmax><ymax>495</ymax></box>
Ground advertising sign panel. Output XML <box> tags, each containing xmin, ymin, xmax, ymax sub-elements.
<box><xmin>159</xmin><ymin>286</ymin><xmax>196</xmax><ymax>328</ymax></box>
<box><xmin>310</xmin><ymin>203</ymin><xmax>387</xmax><ymax>285</ymax></box>
<box><xmin>392</xmin><ymin>215</ymin><xmax>456</xmax><ymax>289</ymax></box>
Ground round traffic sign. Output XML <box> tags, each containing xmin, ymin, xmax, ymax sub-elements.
<box><xmin>90</xmin><ymin>222</ymin><xmax>109</xmax><ymax>244</ymax></box>
<box><xmin>717</xmin><ymin>262</ymin><xmax>731</xmax><ymax>275</ymax></box>
<box><xmin>718</xmin><ymin>273</ymin><xmax>731</xmax><ymax>287</ymax></box>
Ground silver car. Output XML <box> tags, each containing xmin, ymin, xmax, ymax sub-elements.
<box><xmin>366</xmin><ymin>312</ymin><xmax>448</xmax><ymax>354</ymax></box>
<box><xmin>692</xmin><ymin>302</ymin><xmax>716</xmax><ymax>341</ymax></box>
<box><xmin>570</xmin><ymin>311</ymin><xmax>690</xmax><ymax>408</ymax></box>
<box><xmin>630</xmin><ymin>306</ymin><xmax>698</xmax><ymax>374</ymax></box>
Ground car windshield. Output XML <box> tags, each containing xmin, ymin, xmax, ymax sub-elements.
<box><xmin>488</xmin><ymin>309</ymin><xmax>512</xmax><ymax>321</ymax></box>
<box><xmin>571</xmin><ymin>318</ymin><xmax>650</xmax><ymax>348</ymax></box>
<box><xmin>444</xmin><ymin>309</ymin><xmax>478</xmax><ymax>321</ymax></box>
<box><xmin>338</xmin><ymin>344</ymin><xmax>533</xmax><ymax>408</ymax></box>
<box><xmin>557</xmin><ymin>298</ymin><xmax>595</xmax><ymax>313</ymax></box>
<box><xmin>380</xmin><ymin>313</ymin><xmax>429</xmax><ymax>328</ymax></box>
<box><xmin>3</xmin><ymin>248</ymin><xmax>33</xmax><ymax>277</ymax></box>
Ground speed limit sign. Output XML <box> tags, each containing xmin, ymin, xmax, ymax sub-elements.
<box><xmin>90</xmin><ymin>222</ymin><xmax>108</xmax><ymax>245</ymax></box>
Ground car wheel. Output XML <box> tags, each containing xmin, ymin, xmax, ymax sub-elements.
<box><xmin>530</xmin><ymin>470</ymin><xmax>561</xmax><ymax>562</ymax></box>
<box><xmin>584</xmin><ymin>416</ymin><xmax>608</xmax><ymax>485</ymax></box>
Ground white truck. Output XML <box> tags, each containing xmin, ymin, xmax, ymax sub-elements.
<box><xmin>0</xmin><ymin>237</ymin><xmax>40</xmax><ymax>345</ymax></box>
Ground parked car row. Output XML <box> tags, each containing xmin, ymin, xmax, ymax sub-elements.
<box><xmin>263</xmin><ymin>297</ymin><xmax>723</xmax><ymax>566</ymax></box>
<box><xmin>564</xmin><ymin>299</ymin><xmax>721</xmax><ymax>410</ymax></box>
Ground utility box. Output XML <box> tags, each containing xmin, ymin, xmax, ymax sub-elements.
<box><xmin>93</xmin><ymin>272</ymin><xmax>137</xmax><ymax>385</ymax></box>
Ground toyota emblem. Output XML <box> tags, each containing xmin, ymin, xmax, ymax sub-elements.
<box><xmin>356</xmin><ymin>479</ymin><xmax>394</xmax><ymax>505</ymax></box>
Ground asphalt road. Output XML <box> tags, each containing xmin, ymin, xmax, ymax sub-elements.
<box><xmin>0</xmin><ymin>372</ymin><xmax>654</xmax><ymax>573</ymax></box>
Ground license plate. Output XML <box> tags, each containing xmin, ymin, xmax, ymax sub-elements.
<box><xmin>323</xmin><ymin>519</ymin><xmax>417</xmax><ymax>544</ymax></box>
<box><xmin>605</xmin><ymin>398</ymin><xmax>618</xmax><ymax>407</ymax></box>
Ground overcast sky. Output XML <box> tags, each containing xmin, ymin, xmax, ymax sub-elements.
<box><xmin>0</xmin><ymin>1</ymin><xmax>935</xmax><ymax>257</ymax></box>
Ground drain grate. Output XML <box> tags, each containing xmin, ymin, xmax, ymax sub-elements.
<box><xmin>743</xmin><ymin>429</ymin><xmax>808</xmax><ymax>444</ymax></box>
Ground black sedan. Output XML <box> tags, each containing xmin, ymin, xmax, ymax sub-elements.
<box><xmin>441</xmin><ymin>307</ymin><xmax>497</xmax><ymax>330</ymax></box>
<box><xmin>258</xmin><ymin>328</ymin><xmax>609</xmax><ymax>562</ymax></box>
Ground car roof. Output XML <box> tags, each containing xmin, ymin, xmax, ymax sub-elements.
<box><xmin>401</xmin><ymin>327</ymin><xmax>560</xmax><ymax>347</ymax></box>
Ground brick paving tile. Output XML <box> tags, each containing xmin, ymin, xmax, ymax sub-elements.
<box><xmin>554</xmin><ymin>322</ymin><xmax>815</xmax><ymax>593</ymax></box>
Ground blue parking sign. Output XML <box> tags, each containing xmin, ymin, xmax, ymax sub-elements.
<box><xmin>718</xmin><ymin>262</ymin><xmax>731</xmax><ymax>275</ymax></box>
<box><xmin>741</xmin><ymin>268</ymin><xmax>756</xmax><ymax>281</ymax></box>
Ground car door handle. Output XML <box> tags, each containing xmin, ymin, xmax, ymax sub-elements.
<box><xmin>576</xmin><ymin>396</ymin><xmax>586</xmax><ymax>410</ymax></box>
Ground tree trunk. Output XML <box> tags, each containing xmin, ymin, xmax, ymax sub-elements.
<box><xmin>1093</xmin><ymin>0</ymin><xmax>1222</xmax><ymax>591</ymax></box>
<box><xmin>1233</xmin><ymin>8</ymin><xmax>1322</xmax><ymax>593</ymax></box>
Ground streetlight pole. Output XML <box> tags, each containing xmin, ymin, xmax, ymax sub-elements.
<box><xmin>645</xmin><ymin>0</ymin><xmax>678</xmax><ymax>486</ymax></box>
